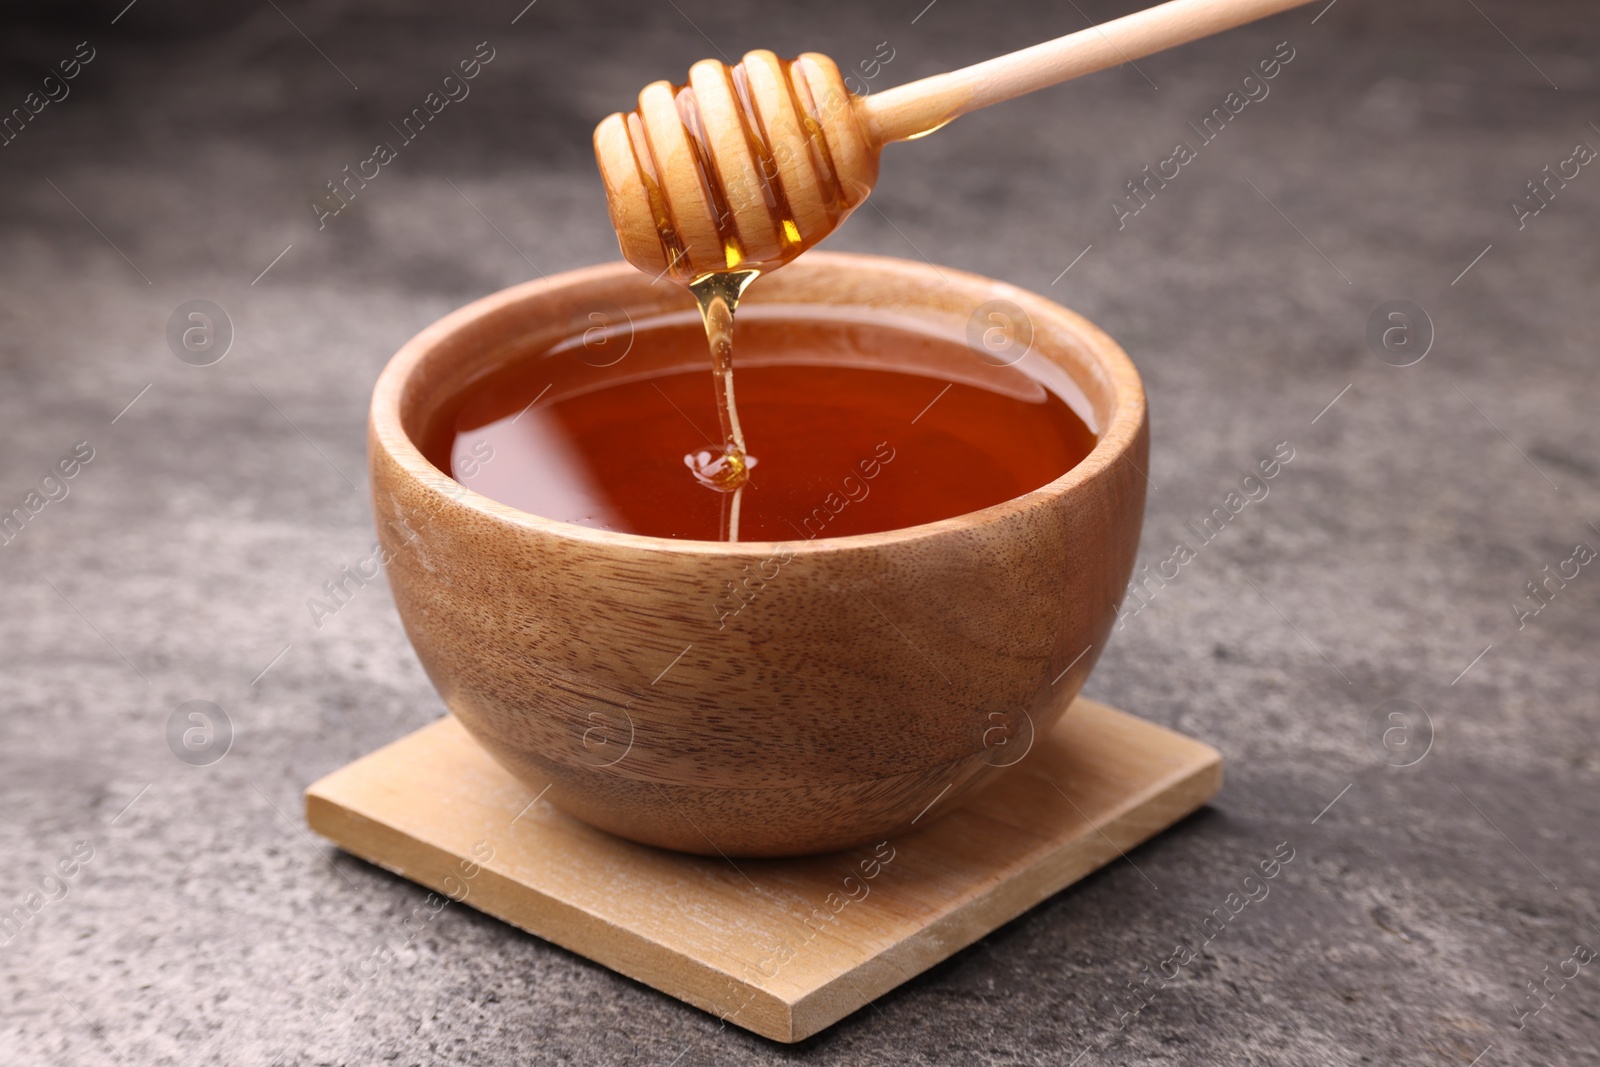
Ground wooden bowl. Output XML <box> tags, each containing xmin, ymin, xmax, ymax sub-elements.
<box><xmin>369</xmin><ymin>252</ymin><xmax>1148</xmax><ymax>857</ymax></box>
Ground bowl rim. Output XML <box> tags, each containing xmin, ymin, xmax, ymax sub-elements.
<box><xmin>370</xmin><ymin>251</ymin><xmax>1145</xmax><ymax>556</ymax></box>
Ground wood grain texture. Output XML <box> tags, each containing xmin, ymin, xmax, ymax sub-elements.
<box><xmin>592</xmin><ymin>0</ymin><xmax>1313</xmax><ymax>278</ymax></box>
<box><xmin>306</xmin><ymin>698</ymin><xmax>1223</xmax><ymax>1043</ymax></box>
<box><xmin>593</xmin><ymin>49</ymin><xmax>875</xmax><ymax>282</ymax></box>
<box><xmin>369</xmin><ymin>253</ymin><xmax>1149</xmax><ymax>857</ymax></box>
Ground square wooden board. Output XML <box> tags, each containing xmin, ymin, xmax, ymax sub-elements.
<box><xmin>305</xmin><ymin>698</ymin><xmax>1222</xmax><ymax>1042</ymax></box>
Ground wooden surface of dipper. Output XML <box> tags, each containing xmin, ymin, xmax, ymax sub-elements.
<box><xmin>307</xmin><ymin>697</ymin><xmax>1223</xmax><ymax>1042</ymax></box>
<box><xmin>594</xmin><ymin>0</ymin><xmax>1314</xmax><ymax>281</ymax></box>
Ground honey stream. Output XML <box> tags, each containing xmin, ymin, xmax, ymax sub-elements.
<box><xmin>683</xmin><ymin>268</ymin><xmax>759</xmax><ymax>541</ymax></box>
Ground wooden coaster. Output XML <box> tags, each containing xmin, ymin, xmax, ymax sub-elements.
<box><xmin>305</xmin><ymin>698</ymin><xmax>1221</xmax><ymax>1042</ymax></box>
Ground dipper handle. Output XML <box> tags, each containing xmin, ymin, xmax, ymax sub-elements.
<box><xmin>594</xmin><ymin>0</ymin><xmax>1314</xmax><ymax>283</ymax></box>
<box><xmin>859</xmin><ymin>0</ymin><xmax>1312</xmax><ymax>144</ymax></box>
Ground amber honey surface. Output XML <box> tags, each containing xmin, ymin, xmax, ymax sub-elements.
<box><xmin>428</xmin><ymin>312</ymin><xmax>1096</xmax><ymax>541</ymax></box>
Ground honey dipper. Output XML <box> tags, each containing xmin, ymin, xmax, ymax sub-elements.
<box><xmin>594</xmin><ymin>0</ymin><xmax>1313</xmax><ymax>283</ymax></box>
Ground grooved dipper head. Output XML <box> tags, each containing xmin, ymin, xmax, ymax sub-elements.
<box><xmin>593</xmin><ymin>50</ymin><xmax>880</xmax><ymax>284</ymax></box>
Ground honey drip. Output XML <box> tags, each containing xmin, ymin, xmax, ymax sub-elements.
<box><xmin>623</xmin><ymin>57</ymin><xmax>871</xmax><ymax>540</ymax></box>
<box><xmin>684</xmin><ymin>268</ymin><xmax>759</xmax><ymax>541</ymax></box>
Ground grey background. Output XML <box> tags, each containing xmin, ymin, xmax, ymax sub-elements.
<box><xmin>2</xmin><ymin>0</ymin><xmax>1598</xmax><ymax>1063</ymax></box>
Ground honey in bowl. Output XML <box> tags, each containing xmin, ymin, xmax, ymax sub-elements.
<box><xmin>425</xmin><ymin>307</ymin><xmax>1098</xmax><ymax>541</ymax></box>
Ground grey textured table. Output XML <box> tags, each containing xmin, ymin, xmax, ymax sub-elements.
<box><xmin>3</xmin><ymin>1</ymin><xmax>1597</xmax><ymax>1064</ymax></box>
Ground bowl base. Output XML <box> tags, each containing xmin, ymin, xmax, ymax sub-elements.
<box><xmin>305</xmin><ymin>697</ymin><xmax>1221</xmax><ymax>1043</ymax></box>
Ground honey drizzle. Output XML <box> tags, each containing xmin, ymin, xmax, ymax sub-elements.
<box><xmin>629</xmin><ymin>57</ymin><xmax>869</xmax><ymax>540</ymax></box>
<box><xmin>684</xmin><ymin>267</ymin><xmax>759</xmax><ymax>541</ymax></box>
